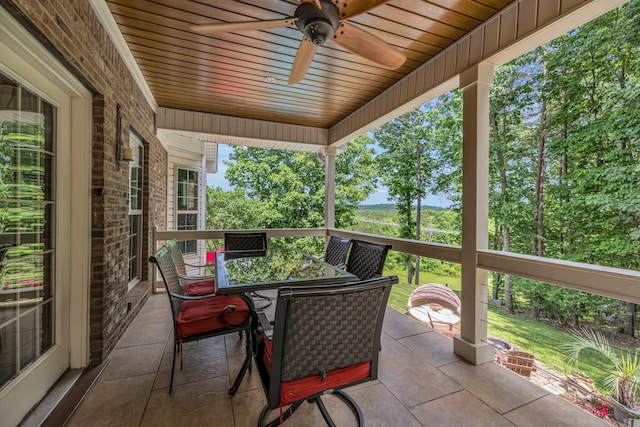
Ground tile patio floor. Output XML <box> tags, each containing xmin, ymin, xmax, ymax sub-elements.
<box><xmin>47</xmin><ymin>293</ymin><xmax>608</xmax><ymax>426</ymax></box>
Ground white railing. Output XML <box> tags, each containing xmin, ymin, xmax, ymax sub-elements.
<box><xmin>152</xmin><ymin>227</ymin><xmax>640</xmax><ymax>304</ymax></box>
<box><xmin>478</xmin><ymin>250</ymin><xmax>640</xmax><ymax>305</ymax></box>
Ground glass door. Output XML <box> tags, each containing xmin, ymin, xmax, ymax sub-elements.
<box><xmin>0</xmin><ymin>73</ymin><xmax>56</xmax><ymax>390</ymax></box>
<box><xmin>0</xmin><ymin>8</ymin><xmax>90</xmax><ymax>423</ymax></box>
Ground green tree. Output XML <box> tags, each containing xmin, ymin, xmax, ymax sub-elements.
<box><xmin>539</xmin><ymin>2</ymin><xmax>640</xmax><ymax>333</ymax></box>
<box><xmin>225</xmin><ymin>137</ymin><xmax>378</xmax><ymax>230</ymax></box>
<box><xmin>375</xmin><ymin>109</ymin><xmax>425</xmax><ymax>283</ymax></box>
<box><xmin>334</xmin><ymin>134</ymin><xmax>379</xmax><ymax>227</ymax></box>
<box><xmin>489</xmin><ymin>55</ymin><xmax>538</xmax><ymax>313</ymax></box>
<box><xmin>225</xmin><ymin>147</ymin><xmax>324</xmax><ymax>229</ymax></box>
<box><xmin>486</xmin><ymin>2</ymin><xmax>640</xmax><ymax>330</ymax></box>
<box><xmin>374</xmin><ymin>92</ymin><xmax>462</xmax><ymax>283</ymax></box>
<box><xmin>206</xmin><ymin>186</ymin><xmax>263</xmax><ymax>231</ymax></box>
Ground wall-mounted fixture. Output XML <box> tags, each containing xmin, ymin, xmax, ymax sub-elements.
<box><xmin>121</xmin><ymin>146</ymin><xmax>134</xmax><ymax>162</ymax></box>
<box><xmin>116</xmin><ymin>104</ymin><xmax>134</xmax><ymax>167</ymax></box>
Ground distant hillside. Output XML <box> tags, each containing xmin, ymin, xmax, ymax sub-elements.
<box><xmin>359</xmin><ymin>203</ymin><xmax>448</xmax><ymax>212</ymax></box>
<box><xmin>359</xmin><ymin>204</ymin><xmax>396</xmax><ymax>211</ymax></box>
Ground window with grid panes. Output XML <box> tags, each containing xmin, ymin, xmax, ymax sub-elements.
<box><xmin>0</xmin><ymin>72</ymin><xmax>55</xmax><ymax>388</ymax></box>
<box><xmin>128</xmin><ymin>132</ymin><xmax>143</xmax><ymax>289</ymax></box>
<box><xmin>176</xmin><ymin>168</ymin><xmax>198</xmax><ymax>253</ymax></box>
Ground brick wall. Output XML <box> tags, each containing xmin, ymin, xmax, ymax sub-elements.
<box><xmin>2</xmin><ymin>0</ymin><xmax>168</xmax><ymax>363</ymax></box>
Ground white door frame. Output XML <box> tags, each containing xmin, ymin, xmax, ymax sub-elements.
<box><xmin>0</xmin><ymin>6</ymin><xmax>91</xmax><ymax>426</ymax></box>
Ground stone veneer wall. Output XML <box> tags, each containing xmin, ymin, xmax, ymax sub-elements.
<box><xmin>1</xmin><ymin>0</ymin><xmax>168</xmax><ymax>364</ymax></box>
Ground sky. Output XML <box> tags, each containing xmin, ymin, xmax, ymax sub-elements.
<box><xmin>206</xmin><ymin>144</ymin><xmax>450</xmax><ymax>208</ymax></box>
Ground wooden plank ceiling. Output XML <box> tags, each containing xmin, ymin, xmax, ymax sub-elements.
<box><xmin>106</xmin><ymin>0</ymin><xmax>514</xmax><ymax>129</ymax></box>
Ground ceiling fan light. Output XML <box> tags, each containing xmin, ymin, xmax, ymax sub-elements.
<box><xmin>303</xmin><ymin>19</ymin><xmax>333</xmax><ymax>45</ymax></box>
<box><xmin>295</xmin><ymin>1</ymin><xmax>339</xmax><ymax>46</ymax></box>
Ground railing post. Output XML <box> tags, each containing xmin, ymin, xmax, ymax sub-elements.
<box><xmin>324</xmin><ymin>147</ymin><xmax>336</xmax><ymax>239</ymax></box>
<box><xmin>453</xmin><ymin>63</ymin><xmax>495</xmax><ymax>365</ymax></box>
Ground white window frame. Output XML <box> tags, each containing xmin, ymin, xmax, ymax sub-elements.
<box><xmin>127</xmin><ymin>131</ymin><xmax>143</xmax><ymax>291</ymax></box>
<box><xmin>175</xmin><ymin>167</ymin><xmax>199</xmax><ymax>254</ymax></box>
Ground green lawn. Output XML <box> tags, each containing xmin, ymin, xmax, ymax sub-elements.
<box><xmin>384</xmin><ymin>267</ymin><xmax>615</xmax><ymax>395</ymax></box>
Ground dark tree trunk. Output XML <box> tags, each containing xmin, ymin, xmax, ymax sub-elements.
<box><xmin>497</xmin><ymin>147</ymin><xmax>513</xmax><ymax>313</ymax></box>
<box><xmin>503</xmin><ymin>224</ymin><xmax>513</xmax><ymax>313</ymax></box>
<box><xmin>619</xmin><ymin>301</ymin><xmax>636</xmax><ymax>337</ymax></box>
<box><xmin>532</xmin><ymin>56</ymin><xmax>547</xmax><ymax>257</ymax></box>
<box><xmin>532</xmin><ymin>304</ymin><xmax>541</xmax><ymax>320</ymax></box>
<box><xmin>491</xmin><ymin>108</ymin><xmax>514</xmax><ymax>313</ymax></box>
<box><xmin>492</xmin><ymin>272</ymin><xmax>501</xmax><ymax>301</ymax></box>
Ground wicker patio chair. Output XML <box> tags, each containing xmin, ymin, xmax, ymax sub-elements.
<box><xmin>253</xmin><ymin>275</ymin><xmax>398</xmax><ymax>426</ymax></box>
<box><xmin>166</xmin><ymin>239</ymin><xmax>218</xmax><ymax>295</ymax></box>
<box><xmin>149</xmin><ymin>243</ymin><xmax>254</xmax><ymax>394</ymax></box>
<box><xmin>224</xmin><ymin>231</ymin><xmax>267</xmax><ymax>254</ymax></box>
<box><xmin>223</xmin><ymin>231</ymin><xmax>273</xmax><ymax>308</ymax></box>
<box><xmin>322</xmin><ymin>236</ymin><xmax>352</xmax><ymax>268</ymax></box>
<box><xmin>345</xmin><ymin>239</ymin><xmax>391</xmax><ymax>280</ymax></box>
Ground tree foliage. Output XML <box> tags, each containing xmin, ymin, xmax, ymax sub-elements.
<box><xmin>373</xmin><ymin>92</ymin><xmax>462</xmax><ymax>281</ymax></box>
<box><xmin>224</xmin><ymin>134</ymin><xmax>378</xmax><ymax>230</ymax></box>
<box><xmin>488</xmin><ymin>2</ymin><xmax>640</xmax><ymax>331</ymax></box>
<box><xmin>209</xmin><ymin>136</ymin><xmax>378</xmax><ymax>254</ymax></box>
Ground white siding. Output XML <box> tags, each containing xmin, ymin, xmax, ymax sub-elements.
<box><xmin>156</xmin><ymin>108</ymin><xmax>328</xmax><ymax>152</ymax></box>
<box><xmin>167</xmin><ymin>144</ymin><xmax>207</xmax><ymax>266</ymax></box>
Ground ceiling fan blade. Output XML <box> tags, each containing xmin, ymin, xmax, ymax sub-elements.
<box><xmin>332</xmin><ymin>22</ymin><xmax>406</xmax><ymax>69</ymax></box>
<box><xmin>335</xmin><ymin>0</ymin><xmax>392</xmax><ymax>19</ymax></box>
<box><xmin>191</xmin><ymin>18</ymin><xmax>297</xmax><ymax>34</ymax></box>
<box><xmin>289</xmin><ymin>39</ymin><xmax>317</xmax><ymax>85</ymax></box>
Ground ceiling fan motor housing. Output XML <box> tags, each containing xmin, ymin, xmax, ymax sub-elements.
<box><xmin>295</xmin><ymin>0</ymin><xmax>340</xmax><ymax>46</ymax></box>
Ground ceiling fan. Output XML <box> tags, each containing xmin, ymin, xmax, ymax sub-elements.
<box><xmin>190</xmin><ymin>0</ymin><xmax>407</xmax><ymax>85</ymax></box>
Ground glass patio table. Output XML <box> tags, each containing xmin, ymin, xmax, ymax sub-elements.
<box><xmin>214</xmin><ymin>248</ymin><xmax>357</xmax><ymax>295</ymax></box>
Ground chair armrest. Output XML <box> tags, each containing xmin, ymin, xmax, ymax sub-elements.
<box><xmin>169</xmin><ymin>291</ymin><xmax>217</xmax><ymax>300</ymax></box>
<box><xmin>256</xmin><ymin>310</ymin><xmax>273</xmax><ymax>340</ymax></box>
<box><xmin>183</xmin><ymin>261</ymin><xmax>213</xmax><ymax>268</ymax></box>
<box><xmin>177</xmin><ymin>272</ymin><xmax>216</xmax><ymax>281</ymax></box>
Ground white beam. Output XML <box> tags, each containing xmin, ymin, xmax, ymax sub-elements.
<box><xmin>324</xmin><ymin>147</ymin><xmax>336</xmax><ymax>230</ymax></box>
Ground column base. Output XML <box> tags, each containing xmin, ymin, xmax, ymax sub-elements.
<box><xmin>453</xmin><ymin>336</ymin><xmax>495</xmax><ymax>365</ymax></box>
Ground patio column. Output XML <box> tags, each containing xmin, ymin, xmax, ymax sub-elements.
<box><xmin>324</xmin><ymin>147</ymin><xmax>336</xmax><ymax>230</ymax></box>
<box><xmin>453</xmin><ymin>63</ymin><xmax>495</xmax><ymax>365</ymax></box>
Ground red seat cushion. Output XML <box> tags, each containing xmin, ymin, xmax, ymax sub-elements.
<box><xmin>262</xmin><ymin>338</ymin><xmax>371</xmax><ymax>405</ymax></box>
<box><xmin>184</xmin><ymin>279</ymin><xmax>215</xmax><ymax>296</ymax></box>
<box><xmin>177</xmin><ymin>295</ymin><xmax>250</xmax><ymax>338</ymax></box>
